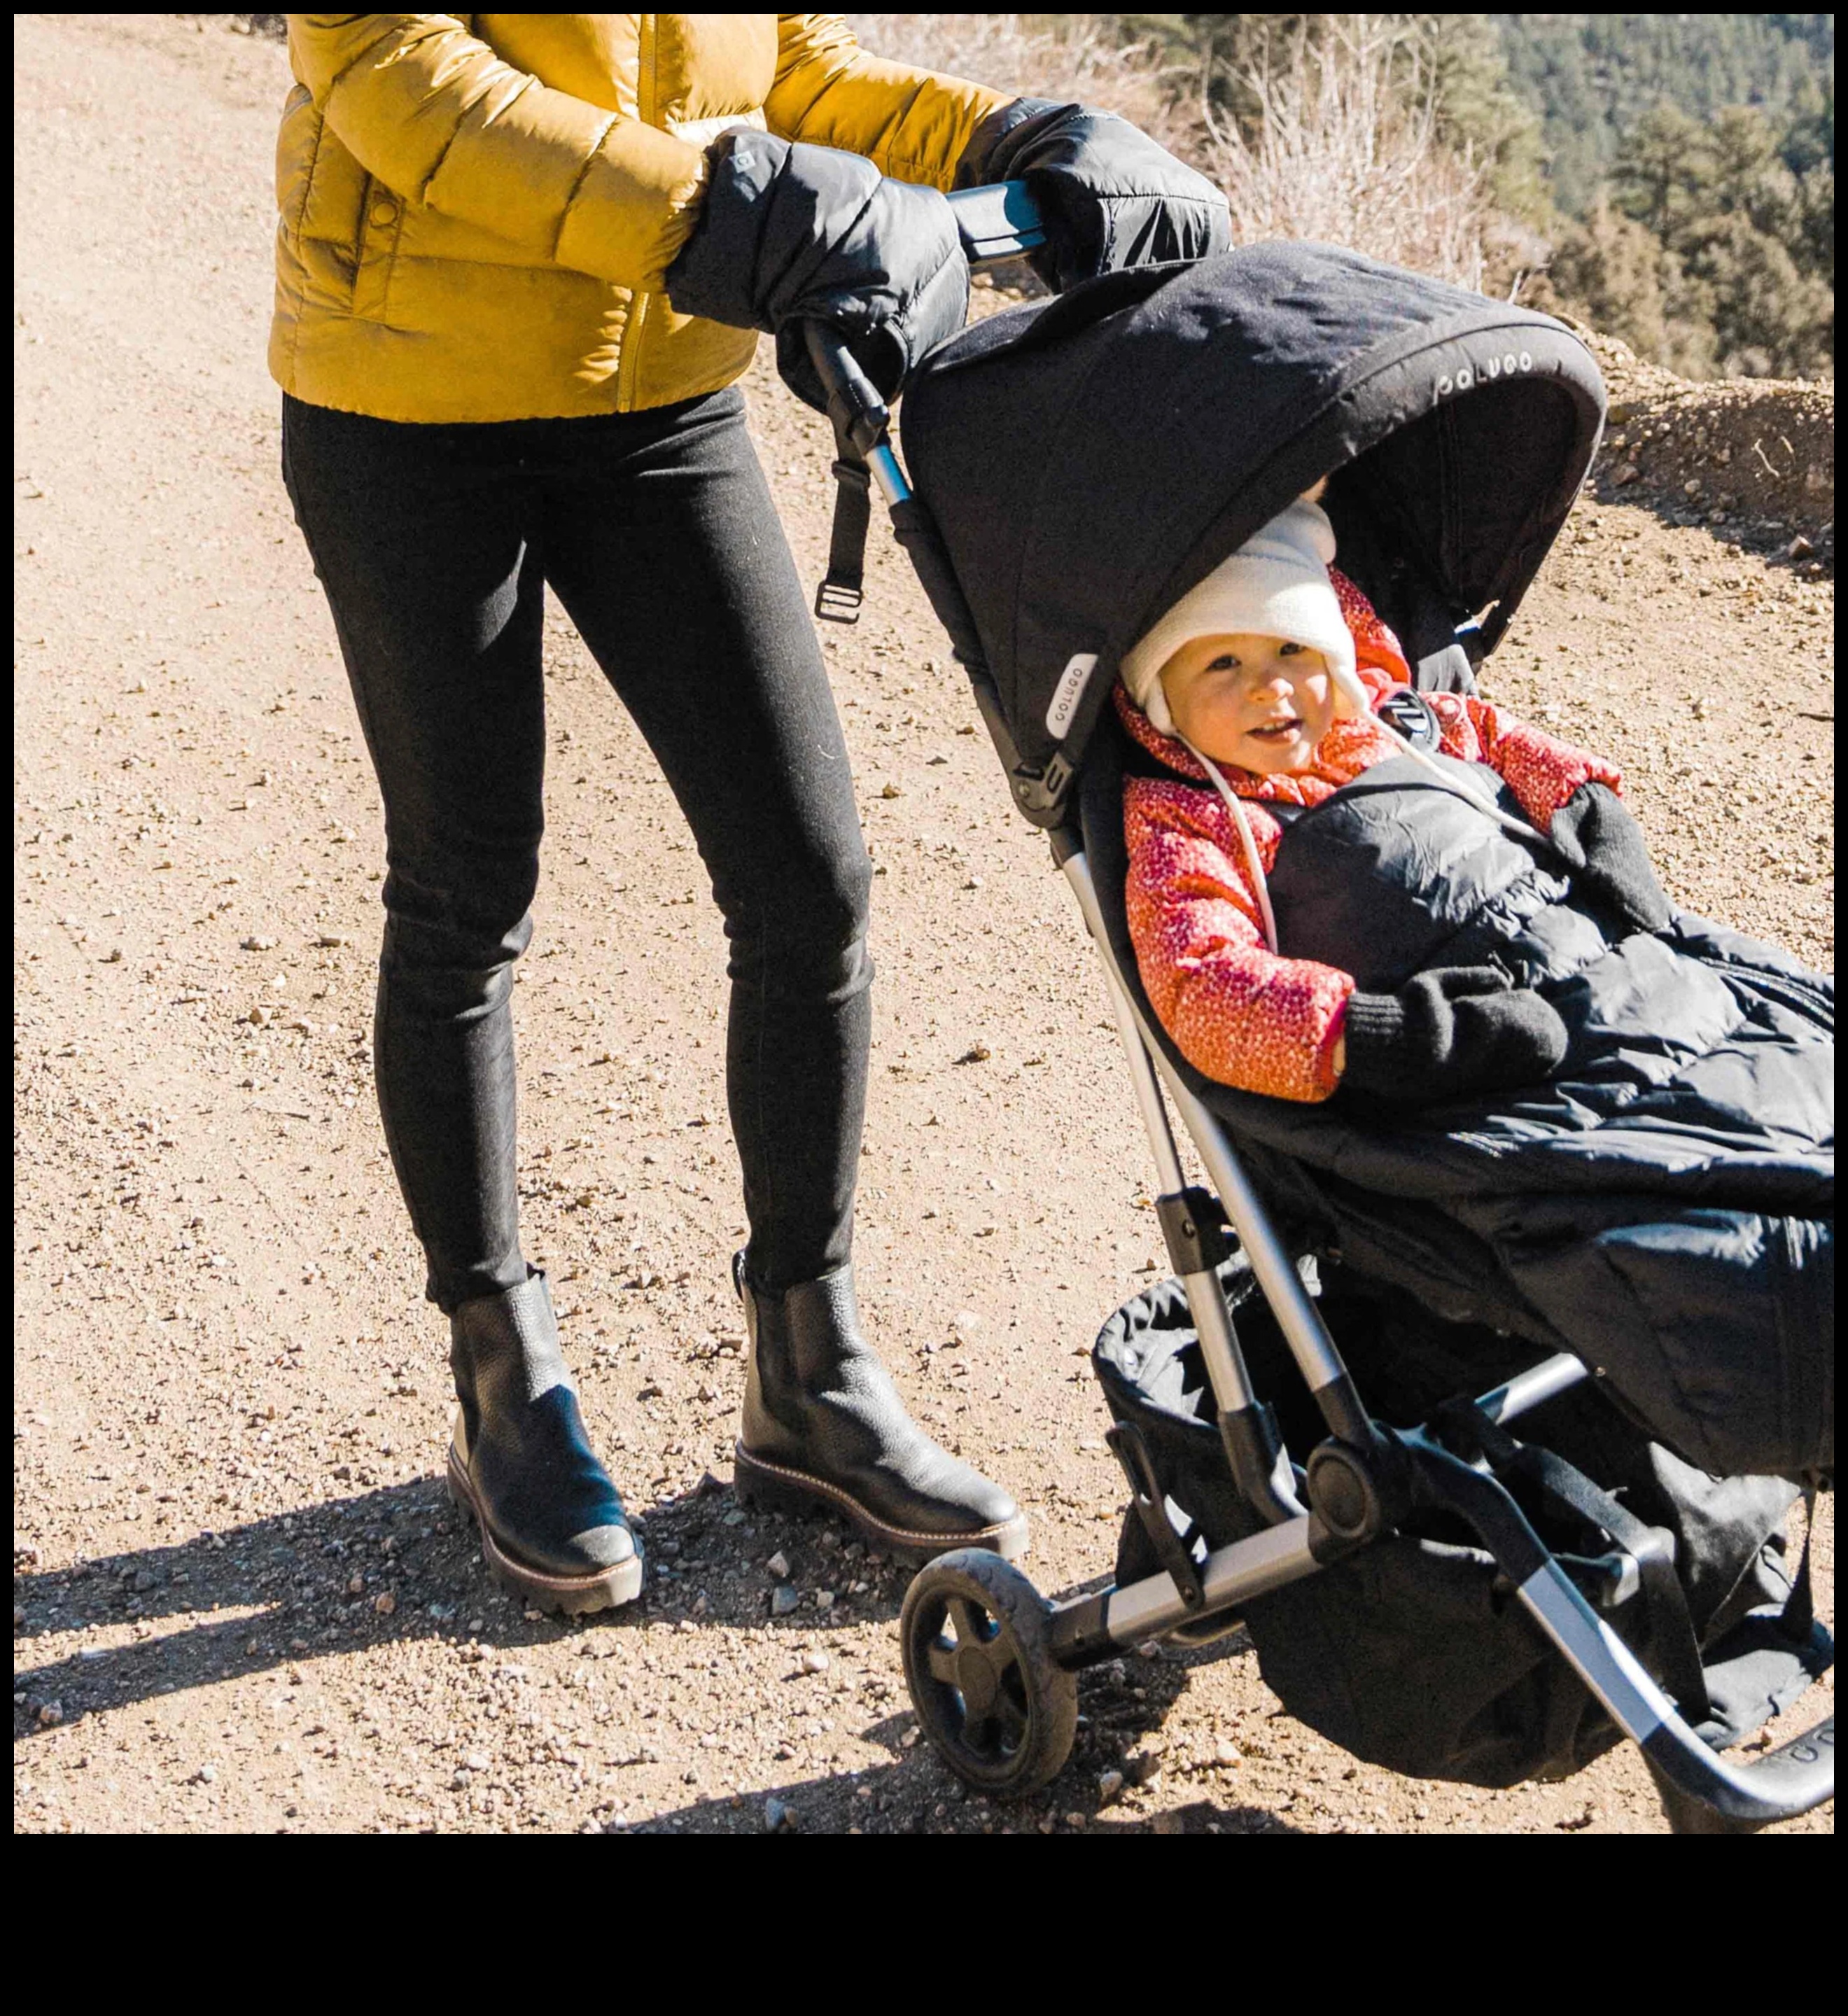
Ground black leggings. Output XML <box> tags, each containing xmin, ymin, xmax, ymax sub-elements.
<box><xmin>281</xmin><ymin>388</ymin><xmax>871</xmax><ymax>1312</ymax></box>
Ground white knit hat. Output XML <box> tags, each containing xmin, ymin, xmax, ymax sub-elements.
<box><xmin>1120</xmin><ymin>499</ymin><xmax>1368</xmax><ymax>734</ymax></box>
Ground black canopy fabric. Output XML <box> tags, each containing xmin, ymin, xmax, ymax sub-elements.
<box><xmin>899</xmin><ymin>242</ymin><xmax>1606</xmax><ymax>824</ymax></box>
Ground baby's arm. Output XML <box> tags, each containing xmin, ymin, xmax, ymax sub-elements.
<box><xmin>1428</xmin><ymin>694</ymin><xmax>1625</xmax><ymax>829</ymax></box>
<box><xmin>1124</xmin><ymin>778</ymin><xmax>1352</xmax><ymax>1102</ymax></box>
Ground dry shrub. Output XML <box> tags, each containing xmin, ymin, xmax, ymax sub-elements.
<box><xmin>847</xmin><ymin>14</ymin><xmax>1182</xmax><ymax>146</ymax></box>
<box><xmin>849</xmin><ymin>13</ymin><xmax>1526</xmax><ymax>294</ymax></box>
<box><xmin>1198</xmin><ymin>19</ymin><xmax>1516</xmax><ymax>295</ymax></box>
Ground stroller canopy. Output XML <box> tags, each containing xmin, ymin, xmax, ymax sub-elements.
<box><xmin>900</xmin><ymin>243</ymin><xmax>1606</xmax><ymax>823</ymax></box>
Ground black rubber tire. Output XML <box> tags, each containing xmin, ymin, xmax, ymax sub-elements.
<box><xmin>899</xmin><ymin>1547</ymin><xmax>1078</xmax><ymax>1798</ymax></box>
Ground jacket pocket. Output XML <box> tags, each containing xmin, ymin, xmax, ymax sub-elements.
<box><xmin>351</xmin><ymin>174</ymin><xmax>402</xmax><ymax>324</ymax></box>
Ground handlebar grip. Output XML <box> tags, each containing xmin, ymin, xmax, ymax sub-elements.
<box><xmin>946</xmin><ymin>180</ymin><xmax>1045</xmax><ymax>267</ymax></box>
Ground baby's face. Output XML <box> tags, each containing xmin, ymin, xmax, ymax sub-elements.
<box><xmin>1159</xmin><ymin>633</ymin><xmax>1336</xmax><ymax>774</ymax></box>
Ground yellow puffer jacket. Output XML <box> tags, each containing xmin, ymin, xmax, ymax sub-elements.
<box><xmin>270</xmin><ymin>14</ymin><xmax>1010</xmax><ymax>422</ymax></box>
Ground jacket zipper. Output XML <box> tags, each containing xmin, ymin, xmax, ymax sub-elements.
<box><xmin>617</xmin><ymin>14</ymin><xmax>658</xmax><ymax>413</ymax></box>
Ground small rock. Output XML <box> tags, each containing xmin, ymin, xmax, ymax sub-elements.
<box><xmin>315</xmin><ymin>934</ymin><xmax>351</xmax><ymax>948</ymax></box>
<box><xmin>465</xmin><ymin>1751</ymin><xmax>491</xmax><ymax>1773</ymax></box>
<box><xmin>241</xmin><ymin>935</ymin><xmax>276</xmax><ymax>952</ymax></box>
<box><xmin>1212</xmin><ymin>1741</ymin><xmax>1242</xmax><ymax>1769</ymax></box>
<box><xmin>800</xmin><ymin>1648</ymin><xmax>830</xmax><ymax>1675</ymax></box>
<box><xmin>1611</xmin><ymin>462</ymin><xmax>1640</xmax><ymax>487</ymax></box>
<box><xmin>1097</xmin><ymin>1768</ymin><xmax>1125</xmax><ymax>1806</ymax></box>
<box><xmin>956</xmin><ymin>1042</ymin><xmax>992</xmax><ymax>1064</ymax></box>
<box><xmin>36</xmin><ymin>1701</ymin><xmax>63</xmax><ymax>1728</ymax></box>
<box><xmin>769</xmin><ymin>1585</ymin><xmax>800</xmax><ymax>1617</ymax></box>
<box><xmin>1150</xmin><ymin>1807</ymin><xmax>1184</xmax><ymax>1835</ymax></box>
<box><xmin>766</xmin><ymin>1550</ymin><xmax>791</xmax><ymax>1580</ymax></box>
<box><xmin>764</xmin><ymin>1795</ymin><xmax>794</xmax><ymax>1833</ymax></box>
<box><xmin>194</xmin><ymin>1764</ymin><xmax>217</xmax><ymax>1785</ymax></box>
<box><xmin>247</xmin><ymin>1004</ymin><xmax>272</xmax><ymax>1027</ymax></box>
<box><xmin>879</xmin><ymin>783</ymin><xmax>902</xmax><ymax>799</ymax></box>
<box><xmin>1787</xmin><ymin>533</ymin><xmax>1816</xmax><ymax>559</ymax></box>
<box><xmin>812</xmin><ymin>1590</ymin><xmax>835</xmax><ymax>1611</ymax></box>
<box><xmin>372</xmin><ymin>1591</ymin><xmax>396</xmax><ymax>1616</ymax></box>
<box><xmin>346</xmin><ymin>1573</ymin><xmax>365</xmax><ymax>1596</ymax></box>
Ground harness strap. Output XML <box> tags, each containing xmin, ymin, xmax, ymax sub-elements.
<box><xmin>814</xmin><ymin>455</ymin><xmax>871</xmax><ymax>623</ymax></box>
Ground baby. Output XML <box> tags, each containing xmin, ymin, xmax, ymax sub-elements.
<box><xmin>1119</xmin><ymin>496</ymin><xmax>1670</xmax><ymax>1103</ymax></box>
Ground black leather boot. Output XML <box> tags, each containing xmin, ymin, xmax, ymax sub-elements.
<box><xmin>446</xmin><ymin>1270</ymin><xmax>643</xmax><ymax>1615</ymax></box>
<box><xmin>733</xmin><ymin>1255</ymin><xmax>1028</xmax><ymax>1563</ymax></box>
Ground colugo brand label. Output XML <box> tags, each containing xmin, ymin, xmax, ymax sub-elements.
<box><xmin>1435</xmin><ymin>349</ymin><xmax>1534</xmax><ymax>400</ymax></box>
<box><xmin>1045</xmin><ymin>652</ymin><xmax>1098</xmax><ymax>738</ymax></box>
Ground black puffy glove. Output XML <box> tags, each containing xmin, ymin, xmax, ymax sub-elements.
<box><xmin>664</xmin><ymin>128</ymin><xmax>967</xmax><ymax>412</ymax></box>
<box><xmin>955</xmin><ymin>97</ymin><xmax>1230</xmax><ymax>294</ymax></box>
<box><xmin>1341</xmin><ymin>966</ymin><xmax>1569</xmax><ymax>1105</ymax></box>
<box><xmin>1548</xmin><ymin>782</ymin><xmax>1673</xmax><ymax>935</ymax></box>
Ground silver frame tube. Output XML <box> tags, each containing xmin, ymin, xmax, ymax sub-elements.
<box><xmin>1061</xmin><ymin>848</ymin><xmax>1352</xmax><ymax>1396</ymax></box>
<box><xmin>1104</xmin><ymin>1517</ymin><xmax>1318</xmax><ymax>1644</ymax></box>
<box><xmin>1065</xmin><ymin>853</ymin><xmax>1259</xmax><ymax>1422</ymax></box>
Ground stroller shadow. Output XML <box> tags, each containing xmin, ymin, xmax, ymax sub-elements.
<box><xmin>12</xmin><ymin>1471</ymin><xmax>923</xmax><ymax>1735</ymax></box>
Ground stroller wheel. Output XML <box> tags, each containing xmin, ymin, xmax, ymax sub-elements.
<box><xmin>899</xmin><ymin>1548</ymin><xmax>1077</xmax><ymax>1798</ymax></box>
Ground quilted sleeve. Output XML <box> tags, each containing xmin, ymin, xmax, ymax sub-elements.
<box><xmin>767</xmin><ymin>15</ymin><xmax>1012</xmax><ymax>188</ymax></box>
<box><xmin>1125</xmin><ymin>779</ymin><xmax>1353</xmax><ymax>1103</ymax></box>
<box><xmin>287</xmin><ymin>14</ymin><xmax>708</xmax><ymax>289</ymax></box>
<box><xmin>1427</xmin><ymin>693</ymin><xmax>1626</xmax><ymax>827</ymax></box>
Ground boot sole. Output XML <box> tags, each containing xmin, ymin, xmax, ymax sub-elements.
<box><xmin>733</xmin><ymin>1441</ymin><xmax>1030</xmax><ymax>1567</ymax></box>
<box><xmin>446</xmin><ymin>1450</ymin><xmax>644</xmax><ymax>1618</ymax></box>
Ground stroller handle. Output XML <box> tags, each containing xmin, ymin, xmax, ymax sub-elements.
<box><xmin>947</xmin><ymin>179</ymin><xmax>1046</xmax><ymax>267</ymax></box>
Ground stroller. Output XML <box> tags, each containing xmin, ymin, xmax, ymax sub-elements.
<box><xmin>799</xmin><ymin>185</ymin><xmax>1834</xmax><ymax>1832</ymax></box>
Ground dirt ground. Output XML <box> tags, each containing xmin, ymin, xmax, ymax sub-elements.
<box><xmin>13</xmin><ymin>14</ymin><xmax>1834</xmax><ymax>1835</ymax></box>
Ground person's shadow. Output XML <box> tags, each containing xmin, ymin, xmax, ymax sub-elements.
<box><xmin>16</xmin><ymin>1473</ymin><xmax>929</xmax><ymax>1732</ymax></box>
<box><xmin>17</xmin><ymin>1479</ymin><xmax>1296</xmax><ymax>1834</ymax></box>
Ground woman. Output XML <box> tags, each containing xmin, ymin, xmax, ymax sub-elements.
<box><xmin>273</xmin><ymin>13</ymin><xmax>1226</xmax><ymax>1614</ymax></box>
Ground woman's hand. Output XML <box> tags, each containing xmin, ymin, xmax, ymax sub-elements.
<box><xmin>664</xmin><ymin>130</ymin><xmax>967</xmax><ymax>412</ymax></box>
<box><xmin>955</xmin><ymin>98</ymin><xmax>1229</xmax><ymax>293</ymax></box>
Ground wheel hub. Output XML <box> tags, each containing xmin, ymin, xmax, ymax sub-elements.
<box><xmin>954</xmin><ymin>1641</ymin><xmax>1001</xmax><ymax>1716</ymax></box>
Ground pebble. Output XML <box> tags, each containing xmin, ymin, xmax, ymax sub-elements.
<box><xmin>799</xmin><ymin>1648</ymin><xmax>830</xmax><ymax>1675</ymax></box>
<box><xmin>194</xmin><ymin>1765</ymin><xmax>216</xmax><ymax>1785</ymax></box>
<box><xmin>372</xmin><ymin>1592</ymin><xmax>396</xmax><ymax>1616</ymax></box>
<box><xmin>812</xmin><ymin>1590</ymin><xmax>835</xmax><ymax>1611</ymax></box>
<box><xmin>770</xmin><ymin>1585</ymin><xmax>799</xmax><ymax>1617</ymax></box>
<box><xmin>465</xmin><ymin>1751</ymin><xmax>491</xmax><ymax>1773</ymax></box>
<box><xmin>1097</xmin><ymin>1769</ymin><xmax>1125</xmax><ymax>1806</ymax></box>
<box><xmin>766</xmin><ymin>1550</ymin><xmax>791</xmax><ymax>1580</ymax></box>
<box><xmin>763</xmin><ymin>1795</ymin><xmax>795</xmax><ymax>1833</ymax></box>
<box><xmin>239</xmin><ymin>935</ymin><xmax>276</xmax><ymax>951</ymax></box>
<box><xmin>1212</xmin><ymin>1741</ymin><xmax>1242</xmax><ymax>1769</ymax></box>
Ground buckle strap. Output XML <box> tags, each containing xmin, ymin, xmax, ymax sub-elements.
<box><xmin>1436</xmin><ymin>1396</ymin><xmax>1714</xmax><ymax>1726</ymax></box>
<box><xmin>814</xmin><ymin>454</ymin><xmax>871</xmax><ymax>623</ymax></box>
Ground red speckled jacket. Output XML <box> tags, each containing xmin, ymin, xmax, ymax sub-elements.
<box><xmin>1122</xmin><ymin>569</ymin><xmax>1625</xmax><ymax>1102</ymax></box>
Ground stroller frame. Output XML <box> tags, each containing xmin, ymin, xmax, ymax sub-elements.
<box><xmin>804</xmin><ymin>186</ymin><xmax>1835</xmax><ymax>1833</ymax></box>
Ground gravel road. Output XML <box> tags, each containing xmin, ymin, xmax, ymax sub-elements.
<box><xmin>15</xmin><ymin>15</ymin><xmax>1833</xmax><ymax>1835</ymax></box>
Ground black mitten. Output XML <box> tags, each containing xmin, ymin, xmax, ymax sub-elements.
<box><xmin>1548</xmin><ymin>783</ymin><xmax>1672</xmax><ymax>934</ymax></box>
<box><xmin>664</xmin><ymin>129</ymin><xmax>967</xmax><ymax>412</ymax></box>
<box><xmin>1343</xmin><ymin>967</ymin><xmax>1569</xmax><ymax>1103</ymax></box>
<box><xmin>955</xmin><ymin>97</ymin><xmax>1229</xmax><ymax>294</ymax></box>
